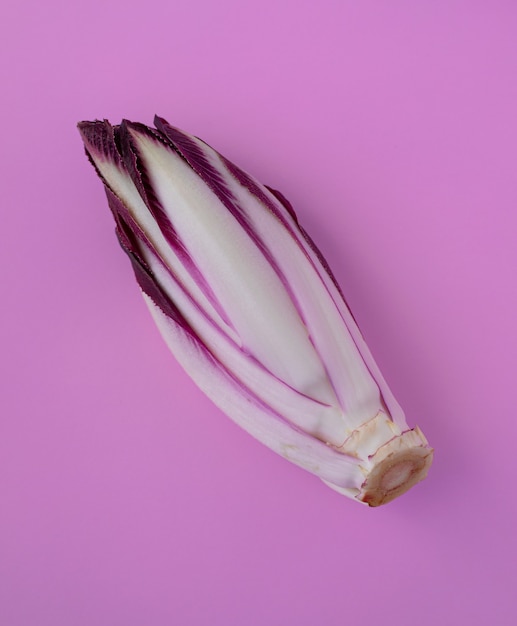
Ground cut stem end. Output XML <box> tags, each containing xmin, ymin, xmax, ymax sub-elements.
<box><xmin>359</xmin><ymin>428</ymin><xmax>433</xmax><ymax>507</ymax></box>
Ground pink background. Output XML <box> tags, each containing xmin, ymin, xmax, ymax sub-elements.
<box><xmin>1</xmin><ymin>1</ymin><xmax>516</xmax><ymax>624</ymax></box>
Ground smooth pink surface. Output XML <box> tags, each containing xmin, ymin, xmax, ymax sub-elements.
<box><xmin>1</xmin><ymin>1</ymin><xmax>516</xmax><ymax>624</ymax></box>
